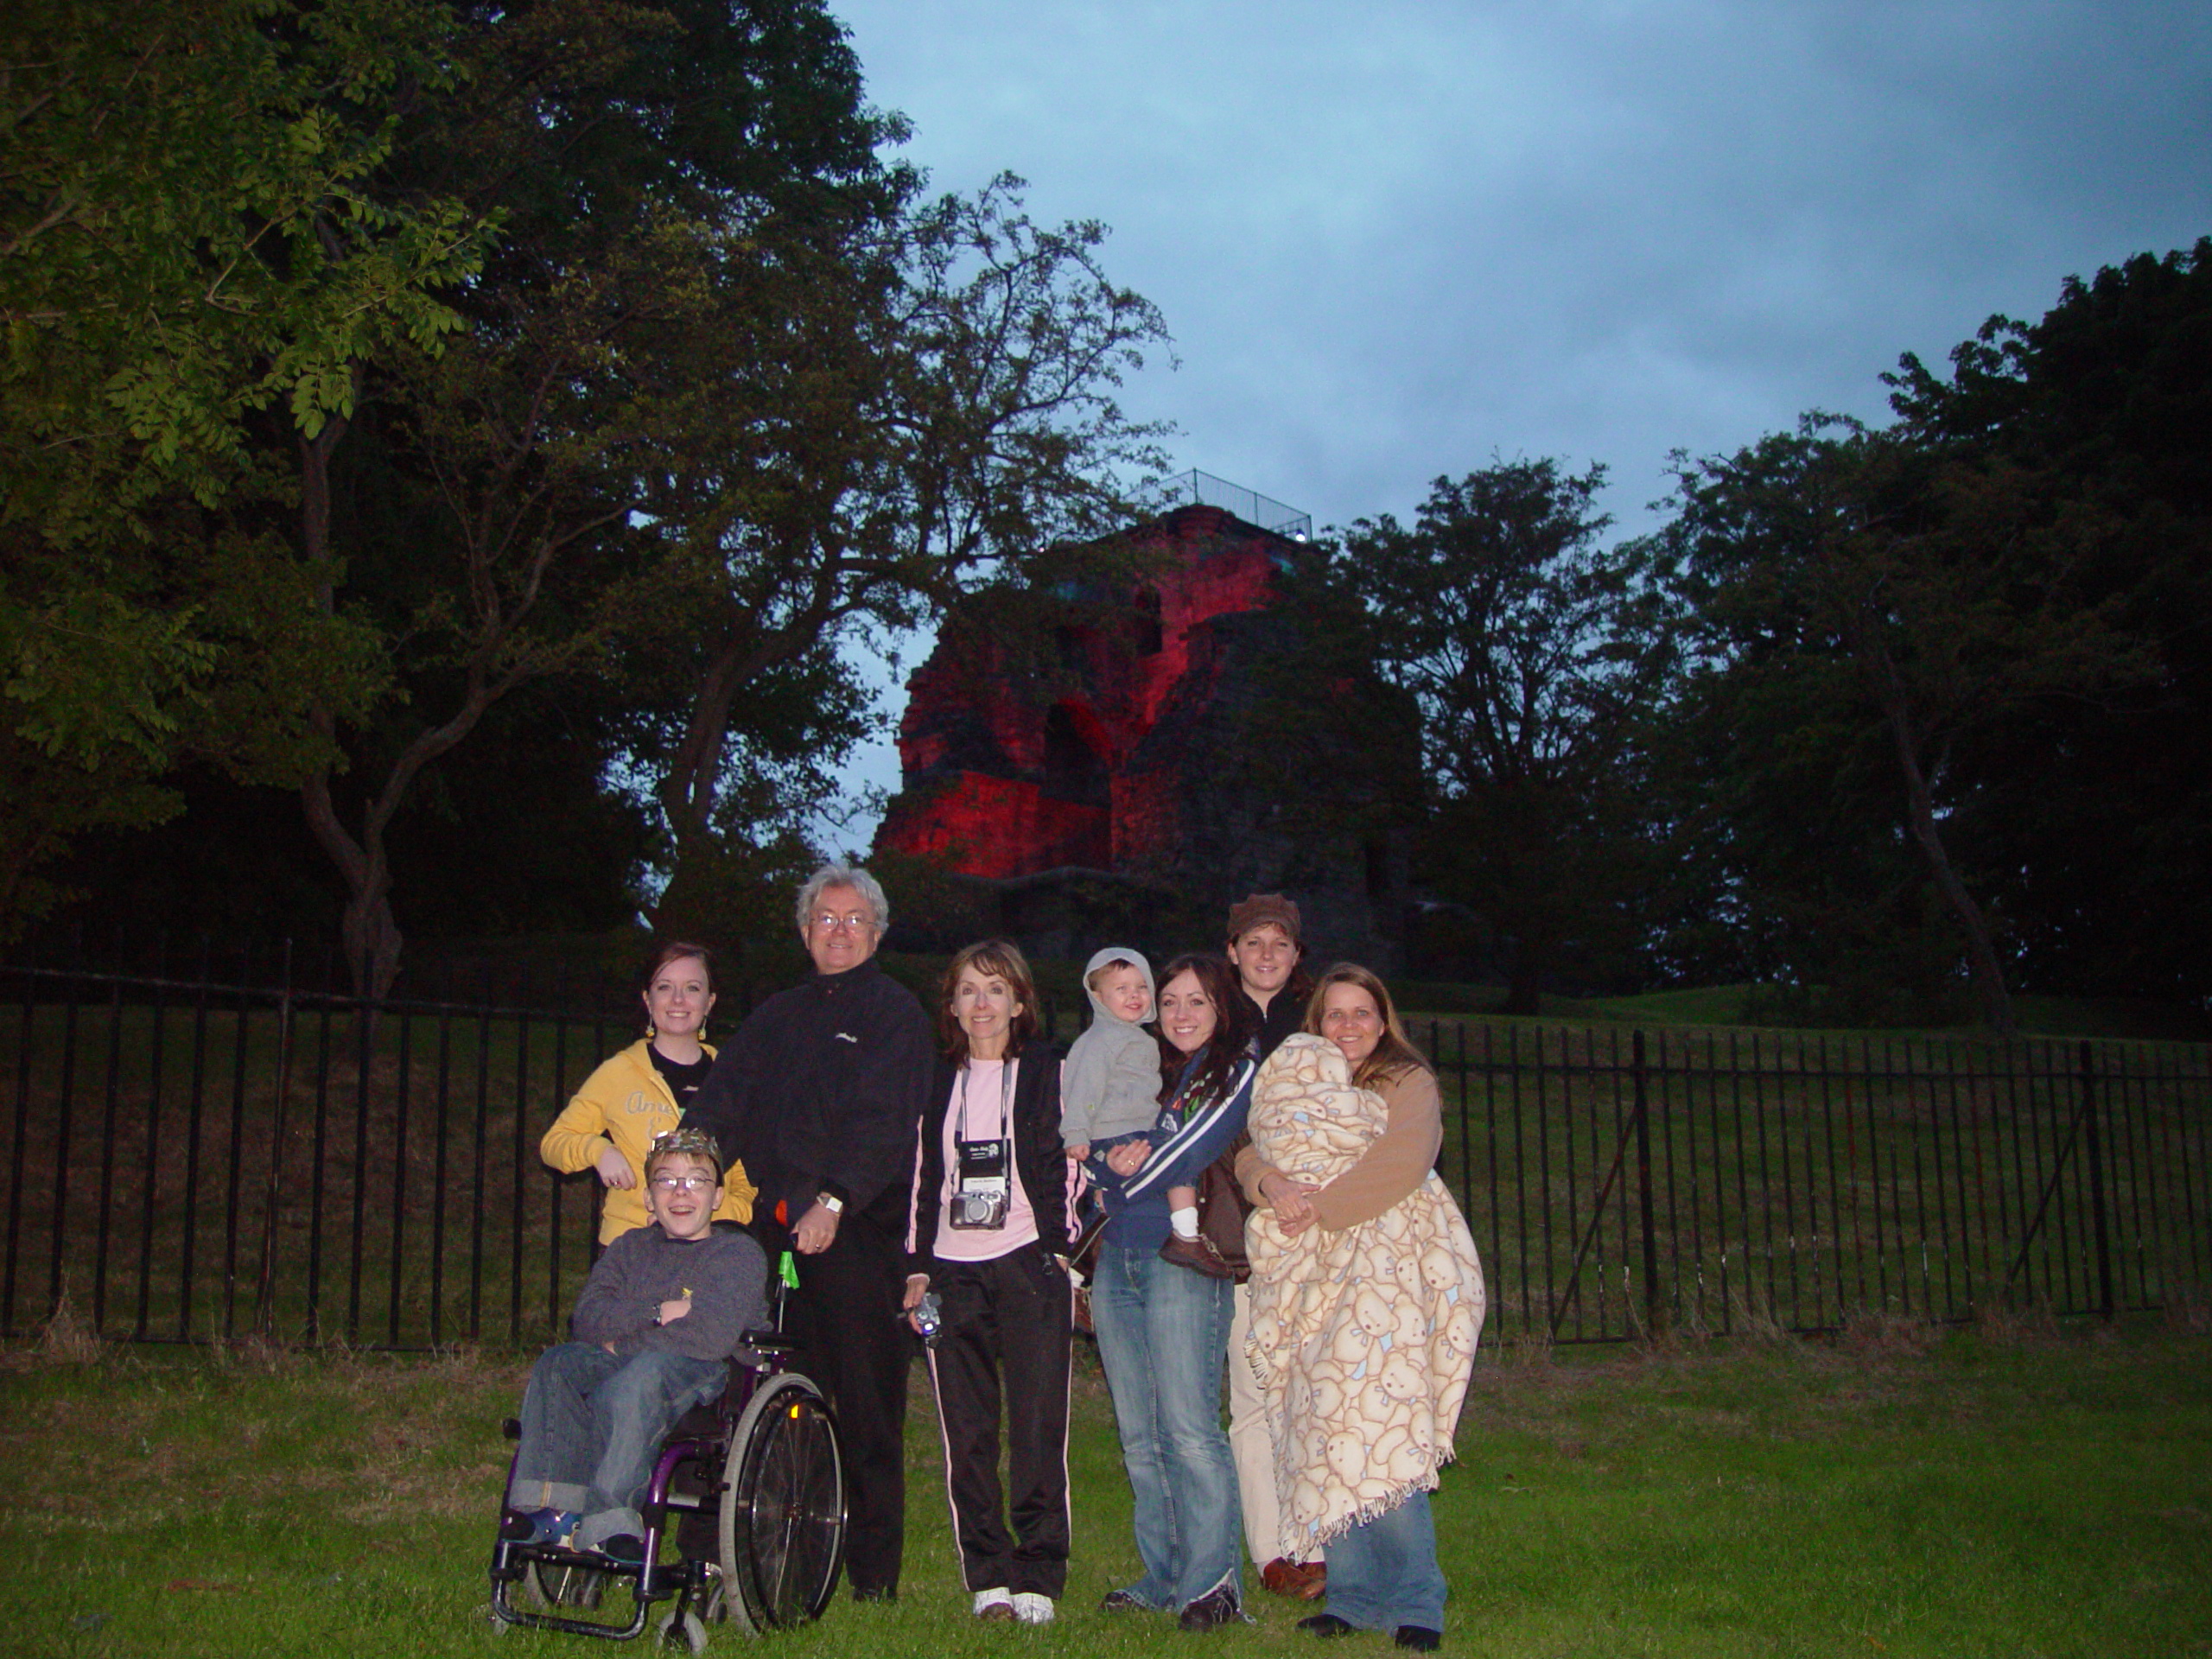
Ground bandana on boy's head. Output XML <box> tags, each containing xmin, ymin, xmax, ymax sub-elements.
<box><xmin>646</xmin><ymin>1126</ymin><xmax>722</xmax><ymax>1183</ymax></box>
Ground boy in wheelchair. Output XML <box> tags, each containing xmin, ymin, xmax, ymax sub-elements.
<box><xmin>503</xmin><ymin>1127</ymin><xmax>767</xmax><ymax>1562</ymax></box>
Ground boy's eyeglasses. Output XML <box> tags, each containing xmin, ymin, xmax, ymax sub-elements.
<box><xmin>650</xmin><ymin>1173</ymin><xmax>717</xmax><ymax>1193</ymax></box>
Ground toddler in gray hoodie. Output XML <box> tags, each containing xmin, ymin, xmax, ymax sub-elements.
<box><xmin>1062</xmin><ymin>947</ymin><xmax>1160</xmax><ymax>1161</ymax></box>
<box><xmin>1063</xmin><ymin>947</ymin><xmax>1200</xmax><ymax>1245</ymax></box>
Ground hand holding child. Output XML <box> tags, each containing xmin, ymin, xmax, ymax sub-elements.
<box><xmin>1104</xmin><ymin>1138</ymin><xmax>1151</xmax><ymax>1177</ymax></box>
<box><xmin>1260</xmin><ymin>1170</ymin><xmax>1321</xmax><ymax>1238</ymax></box>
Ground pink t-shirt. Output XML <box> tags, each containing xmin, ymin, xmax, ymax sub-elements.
<box><xmin>930</xmin><ymin>1057</ymin><xmax>1040</xmax><ymax>1262</ymax></box>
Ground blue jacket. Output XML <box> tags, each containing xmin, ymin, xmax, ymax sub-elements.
<box><xmin>1092</xmin><ymin>1046</ymin><xmax>1255</xmax><ymax>1250</ymax></box>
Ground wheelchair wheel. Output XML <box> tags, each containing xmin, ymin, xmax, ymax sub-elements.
<box><xmin>717</xmin><ymin>1373</ymin><xmax>844</xmax><ymax>1632</ymax></box>
<box><xmin>657</xmin><ymin>1608</ymin><xmax>709</xmax><ymax>1654</ymax></box>
<box><xmin>693</xmin><ymin>1560</ymin><xmax>728</xmax><ymax>1624</ymax></box>
<box><xmin>519</xmin><ymin>1559</ymin><xmax>609</xmax><ymax>1610</ymax></box>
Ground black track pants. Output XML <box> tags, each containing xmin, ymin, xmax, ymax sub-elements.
<box><xmin>778</xmin><ymin>1209</ymin><xmax>912</xmax><ymax>1597</ymax></box>
<box><xmin>921</xmin><ymin>1243</ymin><xmax>1073</xmax><ymax>1598</ymax></box>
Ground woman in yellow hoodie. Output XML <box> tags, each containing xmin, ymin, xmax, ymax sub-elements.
<box><xmin>542</xmin><ymin>942</ymin><xmax>756</xmax><ymax>1243</ymax></box>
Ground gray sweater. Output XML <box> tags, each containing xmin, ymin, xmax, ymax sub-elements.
<box><xmin>1061</xmin><ymin>945</ymin><xmax>1164</xmax><ymax>1147</ymax></box>
<box><xmin>569</xmin><ymin>1224</ymin><xmax>768</xmax><ymax>1363</ymax></box>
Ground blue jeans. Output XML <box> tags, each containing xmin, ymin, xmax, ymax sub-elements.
<box><xmin>1088</xmin><ymin>1242</ymin><xmax>1240</xmax><ymax>1610</ymax></box>
<box><xmin>507</xmin><ymin>1344</ymin><xmax>727</xmax><ymax>1550</ymax></box>
<box><xmin>1323</xmin><ymin>1489</ymin><xmax>1446</xmax><ymax>1632</ymax></box>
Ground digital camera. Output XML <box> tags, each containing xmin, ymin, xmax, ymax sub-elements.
<box><xmin>910</xmin><ymin>1290</ymin><xmax>944</xmax><ymax>1342</ymax></box>
<box><xmin>949</xmin><ymin>1135</ymin><xmax>1010</xmax><ymax>1230</ymax></box>
<box><xmin>949</xmin><ymin>1183</ymin><xmax>1009</xmax><ymax>1230</ymax></box>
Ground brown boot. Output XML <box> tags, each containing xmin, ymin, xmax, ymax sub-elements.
<box><xmin>1262</xmin><ymin>1558</ymin><xmax>1328</xmax><ymax>1600</ymax></box>
<box><xmin>1158</xmin><ymin>1231</ymin><xmax>1236</xmax><ymax>1280</ymax></box>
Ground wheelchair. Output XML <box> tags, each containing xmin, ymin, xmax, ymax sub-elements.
<box><xmin>488</xmin><ymin>1326</ymin><xmax>846</xmax><ymax>1649</ymax></box>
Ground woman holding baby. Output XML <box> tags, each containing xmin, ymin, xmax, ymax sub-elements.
<box><xmin>1236</xmin><ymin>963</ymin><xmax>1485</xmax><ymax>1653</ymax></box>
<box><xmin>1087</xmin><ymin>952</ymin><xmax>1258</xmax><ymax>1632</ymax></box>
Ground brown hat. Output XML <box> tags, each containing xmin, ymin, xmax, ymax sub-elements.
<box><xmin>1226</xmin><ymin>893</ymin><xmax>1301</xmax><ymax>944</ymax></box>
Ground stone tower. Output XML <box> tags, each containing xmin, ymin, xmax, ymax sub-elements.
<box><xmin>874</xmin><ymin>503</ymin><xmax>1406</xmax><ymax>963</ymax></box>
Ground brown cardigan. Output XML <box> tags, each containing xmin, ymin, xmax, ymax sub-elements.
<box><xmin>1235</xmin><ymin>1061</ymin><xmax>1442</xmax><ymax>1231</ymax></box>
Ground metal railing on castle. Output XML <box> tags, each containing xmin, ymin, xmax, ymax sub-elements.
<box><xmin>2</xmin><ymin>953</ymin><xmax>2204</xmax><ymax>1350</ymax></box>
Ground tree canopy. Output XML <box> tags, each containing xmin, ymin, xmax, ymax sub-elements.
<box><xmin>1650</xmin><ymin>240</ymin><xmax>2210</xmax><ymax>1023</ymax></box>
<box><xmin>1325</xmin><ymin>460</ymin><xmax>1676</xmax><ymax>1012</ymax></box>
<box><xmin>5</xmin><ymin>1</ymin><xmax>1170</xmax><ymax>986</ymax></box>
<box><xmin>1</xmin><ymin>0</ymin><xmax>491</xmax><ymax>937</ymax></box>
<box><xmin>9</xmin><ymin>3</ymin><xmax>2202</xmax><ymax>1025</ymax></box>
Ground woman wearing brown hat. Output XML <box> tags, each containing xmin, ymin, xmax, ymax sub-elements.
<box><xmin>1225</xmin><ymin>893</ymin><xmax>1313</xmax><ymax>1062</ymax></box>
<box><xmin>1221</xmin><ymin>896</ymin><xmax>1328</xmax><ymax>1603</ymax></box>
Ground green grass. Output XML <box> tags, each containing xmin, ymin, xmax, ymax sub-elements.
<box><xmin>3</xmin><ymin>1319</ymin><xmax>2208</xmax><ymax>1657</ymax></box>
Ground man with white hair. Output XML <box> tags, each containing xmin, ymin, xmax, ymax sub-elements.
<box><xmin>687</xmin><ymin>862</ymin><xmax>931</xmax><ymax>1601</ymax></box>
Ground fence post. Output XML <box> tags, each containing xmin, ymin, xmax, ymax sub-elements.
<box><xmin>254</xmin><ymin>939</ymin><xmax>296</xmax><ymax>1337</ymax></box>
<box><xmin>2078</xmin><ymin>1039</ymin><xmax>2114</xmax><ymax>1320</ymax></box>
<box><xmin>1634</xmin><ymin>1029</ymin><xmax>1659</xmax><ymax>1332</ymax></box>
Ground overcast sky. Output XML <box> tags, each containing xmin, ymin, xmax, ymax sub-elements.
<box><xmin>812</xmin><ymin>0</ymin><xmax>2212</xmax><ymax>851</ymax></box>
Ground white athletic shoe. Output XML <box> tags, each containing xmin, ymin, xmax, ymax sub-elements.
<box><xmin>1011</xmin><ymin>1592</ymin><xmax>1057</xmax><ymax>1624</ymax></box>
<box><xmin>973</xmin><ymin>1587</ymin><xmax>1015</xmax><ymax>1620</ymax></box>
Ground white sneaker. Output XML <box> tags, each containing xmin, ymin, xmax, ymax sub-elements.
<box><xmin>1011</xmin><ymin>1592</ymin><xmax>1056</xmax><ymax>1624</ymax></box>
<box><xmin>973</xmin><ymin>1587</ymin><xmax>1015</xmax><ymax>1620</ymax></box>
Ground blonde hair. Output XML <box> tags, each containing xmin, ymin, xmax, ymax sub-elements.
<box><xmin>1302</xmin><ymin>963</ymin><xmax>1429</xmax><ymax>1088</ymax></box>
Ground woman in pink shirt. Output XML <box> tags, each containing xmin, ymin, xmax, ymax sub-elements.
<box><xmin>902</xmin><ymin>939</ymin><xmax>1077</xmax><ymax>1625</ymax></box>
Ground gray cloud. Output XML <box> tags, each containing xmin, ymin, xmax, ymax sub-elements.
<box><xmin>816</xmin><ymin>0</ymin><xmax>2211</xmax><ymax>843</ymax></box>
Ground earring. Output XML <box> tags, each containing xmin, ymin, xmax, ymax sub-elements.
<box><xmin>646</xmin><ymin>1022</ymin><xmax>658</xmax><ymax>1040</ymax></box>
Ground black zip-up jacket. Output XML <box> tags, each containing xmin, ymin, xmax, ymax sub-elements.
<box><xmin>907</xmin><ymin>1040</ymin><xmax>1071</xmax><ymax>1272</ymax></box>
<box><xmin>686</xmin><ymin>957</ymin><xmax>931</xmax><ymax>1229</ymax></box>
<box><xmin>1236</xmin><ymin>986</ymin><xmax>1306</xmax><ymax>1062</ymax></box>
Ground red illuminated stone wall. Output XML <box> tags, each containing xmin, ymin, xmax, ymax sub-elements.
<box><xmin>881</xmin><ymin>772</ymin><xmax>1109</xmax><ymax>874</ymax></box>
<box><xmin>874</xmin><ymin>503</ymin><xmax>1405</xmax><ymax>963</ymax></box>
<box><xmin>877</xmin><ymin>505</ymin><xmax>1282</xmax><ymax>880</ymax></box>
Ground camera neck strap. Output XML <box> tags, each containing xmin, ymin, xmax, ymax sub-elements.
<box><xmin>955</xmin><ymin>1054</ymin><xmax>1014</xmax><ymax>1149</ymax></box>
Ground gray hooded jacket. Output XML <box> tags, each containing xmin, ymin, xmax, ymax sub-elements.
<box><xmin>1059</xmin><ymin>946</ymin><xmax>1162</xmax><ymax>1147</ymax></box>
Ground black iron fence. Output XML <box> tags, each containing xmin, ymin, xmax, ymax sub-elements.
<box><xmin>1428</xmin><ymin>1022</ymin><xmax>2210</xmax><ymax>1342</ymax></box>
<box><xmin>3</xmin><ymin>956</ymin><xmax>2205</xmax><ymax>1350</ymax></box>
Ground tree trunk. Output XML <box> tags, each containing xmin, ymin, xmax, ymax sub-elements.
<box><xmin>1866</xmin><ymin>635</ymin><xmax>2018</xmax><ymax>1038</ymax></box>
<box><xmin>298</xmin><ymin>760</ymin><xmax>404</xmax><ymax>1000</ymax></box>
<box><xmin>1502</xmin><ymin>932</ymin><xmax>1545</xmax><ymax>1017</ymax></box>
<box><xmin>288</xmin><ymin>371</ymin><xmax>556</xmax><ymax>997</ymax></box>
<box><xmin>341</xmin><ymin>879</ymin><xmax>404</xmax><ymax>1005</ymax></box>
<box><xmin>293</xmin><ymin>409</ymin><xmax>408</xmax><ymax>1001</ymax></box>
<box><xmin>650</xmin><ymin>634</ymin><xmax>742</xmax><ymax>931</ymax></box>
<box><xmin>650</xmin><ymin>590</ymin><xmax>840</xmax><ymax>925</ymax></box>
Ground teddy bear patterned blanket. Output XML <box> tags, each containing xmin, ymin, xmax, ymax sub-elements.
<box><xmin>1243</xmin><ymin>1033</ymin><xmax>1486</xmax><ymax>1552</ymax></box>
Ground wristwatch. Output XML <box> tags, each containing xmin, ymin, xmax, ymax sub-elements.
<box><xmin>816</xmin><ymin>1192</ymin><xmax>845</xmax><ymax>1215</ymax></box>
